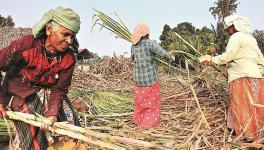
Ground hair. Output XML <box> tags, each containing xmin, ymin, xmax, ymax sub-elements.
<box><xmin>133</xmin><ymin>34</ymin><xmax>149</xmax><ymax>45</ymax></box>
<box><xmin>140</xmin><ymin>34</ymin><xmax>149</xmax><ymax>41</ymax></box>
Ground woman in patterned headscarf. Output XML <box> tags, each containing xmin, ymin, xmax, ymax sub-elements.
<box><xmin>0</xmin><ymin>6</ymin><xmax>81</xmax><ymax>149</ymax></box>
<box><xmin>199</xmin><ymin>15</ymin><xmax>264</xmax><ymax>141</ymax></box>
<box><xmin>131</xmin><ymin>23</ymin><xmax>175</xmax><ymax>128</ymax></box>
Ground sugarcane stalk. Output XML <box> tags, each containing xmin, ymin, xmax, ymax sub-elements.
<box><xmin>50</xmin><ymin>126</ymin><xmax>124</xmax><ymax>150</ymax></box>
<box><xmin>55</xmin><ymin>122</ymin><xmax>171</xmax><ymax>150</ymax></box>
<box><xmin>6</xmin><ymin>111</ymin><xmax>125</xmax><ymax>150</ymax></box>
<box><xmin>189</xmin><ymin>84</ymin><xmax>211</xmax><ymax>130</ymax></box>
<box><xmin>172</xmin><ymin>32</ymin><xmax>202</xmax><ymax>56</ymax></box>
<box><xmin>186</xmin><ymin>60</ymin><xmax>210</xmax><ymax>130</ymax></box>
<box><xmin>171</xmin><ymin>50</ymin><xmax>199</xmax><ymax>61</ymax></box>
<box><xmin>228</xmin><ymin>142</ymin><xmax>264</xmax><ymax>148</ymax></box>
<box><xmin>156</xmin><ymin>57</ymin><xmax>226</xmax><ymax>86</ymax></box>
<box><xmin>171</xmin><ymin>32</ymin><xmax>228</xmax><ymax>79</ymax></box>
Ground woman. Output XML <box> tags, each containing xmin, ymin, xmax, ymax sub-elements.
<box><xmin>0</xmin><ymin>7</ymin><xmax>81</xmax><ymax>149</ymax></box>
<box><xmin>199</xmin><ymin>15</ymin><xmax>264</xmax><ymax>141</ymax></box>
<box><xmin>131</xmin><ymin>23</ymin><xmax>175</xmax><ymax>128</ymax></box>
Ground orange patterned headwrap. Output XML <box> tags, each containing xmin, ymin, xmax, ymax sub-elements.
<box><xmin>131</xmin><ymin>23</ymin><xmax>150</xmax><ymax>45</ymax></box>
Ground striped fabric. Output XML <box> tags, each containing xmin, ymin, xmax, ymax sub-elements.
<box><xmin>11</xmin><ymin>92</ymin><xmax>78</xmax><ymax>150</ymax></box>
<box><xmin>227</xmin><ymin>77</ymin><xmax>264</xmax><ymax>140</ymax></box>
<box><xmin>12</xmin><ymin>94</ymin><xmax>48</xmax><ymax>150</ymax></box>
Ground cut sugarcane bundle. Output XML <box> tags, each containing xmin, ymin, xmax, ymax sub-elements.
<box><xmin>6</xmin><ymin>111</ymin><xmax>123</xmax><ymax>150</ymax></box>
<box><xmin>6</xmin><ymin>111</ymin><xmax>171</xmax><ymax>150</ymax></box>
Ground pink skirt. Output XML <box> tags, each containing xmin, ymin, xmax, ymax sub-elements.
<box><xmin>133</xmin><ymin>81</ymin><xmax>161</xmax><ymax>128</ymax></box>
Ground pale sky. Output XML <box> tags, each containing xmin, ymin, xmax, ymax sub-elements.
<box><xmin>0</xmin><ymin>0</ymin><xmax>263</xmax><ymax>56</ymax></box>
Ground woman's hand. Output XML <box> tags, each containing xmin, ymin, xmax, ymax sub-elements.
<box><xmin>199</xmin><ymin>55</ymin><xmax>213</xmax><ymax>65</ymax></box>
<box><xmin>0</xmin><ymin>104</ymin><xmax>6</xmax><ymax>119</ymax></box>
<box><xmin>169</xmin><ymin>53</ymin><xmax>176</xmax><ymax>61</ymax></box>
<box><xmin>40</xmin><ymin>115</ymin><xmax>57</xmax><ymax>131</ymax></box>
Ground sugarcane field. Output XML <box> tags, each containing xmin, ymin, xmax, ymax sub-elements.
<box><xmin>1</xmin><ymin>1</ymin><xmax>264</xmax><ymax>150</ymax></box>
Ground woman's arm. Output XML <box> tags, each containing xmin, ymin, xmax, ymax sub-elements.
<box><xmin>149</xmin><ymin>40</ymin><xmax>174</xmax><ymax>61</ymax></box>
<box><xmin>212</xmin><ymin>34</ymin><xmax>240</xmax><ymax>65</ymax></box>
<box><xmin>45</xmin><ymin>60</ymin><xmax>76</xmax><ymax>117</ymax></box>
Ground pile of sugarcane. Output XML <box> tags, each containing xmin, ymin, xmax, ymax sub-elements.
<box><xmin>70</xmin><ymin>62</ymin><xmax>229</xmax><ymax>149</ymax></box>
<box><xmin>70</xmin><ymin>56</ymin><xmax>264</xmax><ymax>149</ymax></box>
<box><xmin>0</xmin><ymin>27</ymin><xmax>32</xmax><ymax>49</ymax></box>
<box><xmin>68</xmin><ymin>9</ymin><xmax>263</xmax><ymax>149</ymax></box>
<box><xmin>92</xmin><ymin>55</ymin><xmax>133</xmax><ymax>76</ymax></box>
<box><xmin>72</xmin><ymin>55</ymin><xmax>133</xmax><ymax>93</ymax></box>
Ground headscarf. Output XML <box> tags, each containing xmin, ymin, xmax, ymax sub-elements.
<box><xmin>224</xmin><ymin>15</ymin><xmax>250</xmax><ymax>33</ymax></box>
<box><xmin>131</xmin><ymin>23</ymin><xmax>150</xmax><ymax>45</ymax></box>
<box><xmin>32</xmin><ymin>6</ymin><xmax>81</xmax><ymax>38</ymax></box>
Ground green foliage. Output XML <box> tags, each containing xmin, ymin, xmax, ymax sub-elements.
<box><xmin>159</xmin><ymin>22</ymin><xmax>214</xmax><ymax>67</ymax></box>
<box><xmin>172</xmin><ymin>22</ymin><xmax>196</xmax><ymax>37</ymax></box>
<box><xmin>211</xmin><ymin>23</ymin><xmax>229</xmax><ymax>54</ymax></box>
<box><xmin>196</xmin><ymin>27</ymin><xmax>215</xmax><ymax>52</ymax></box>
<box><xmin>209</xmin><ymin>0</ymin><xmax>239</xmax><ymax>23</ymax></box>
<box><xmin>252</xmin><ymin>30</ymin><xmax>264</xmax><ymax>54</ymax></box>
<box><xmin>159</xmin><ymin>24</ymin><xmax>171</xmax><ymax>41</ymax></box>
<box><xmin>0</xmin><ymin>15</ymin><xmax>15</xmax><ymax>27</ymax></box>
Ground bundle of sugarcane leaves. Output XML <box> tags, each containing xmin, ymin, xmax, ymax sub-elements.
<box><xmin>68</xmin><ymin>88</ymin><xmax>134</xmax><ymax>126</ymax></box>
